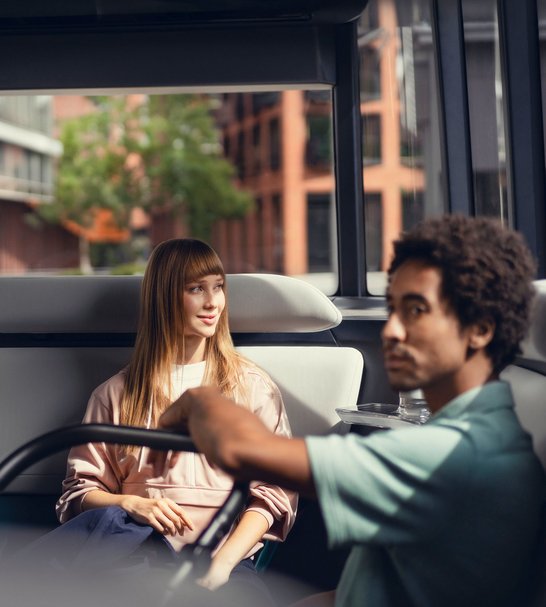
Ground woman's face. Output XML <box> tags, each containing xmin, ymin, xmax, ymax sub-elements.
<box><xmin>182</xmin><ymin>274</ymin><xmax>226</xmax><ymax>342</ymax></box>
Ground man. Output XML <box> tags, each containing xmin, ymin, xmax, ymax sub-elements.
<box><xmin>153</xmin><ymin>215</ymin><xmax>545</xmax><ymax>606</ymax></box>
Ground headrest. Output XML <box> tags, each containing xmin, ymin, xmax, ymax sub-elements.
<box><xmin>0</xmin><ymin>274</ymin><xmax>341</xmax><ymax>334</ymax></box>
<box><xmin>227</xmin><ymin>273</ymin><xmax>341</xmax><ymax>333</ymax></box>
<box><xmin>519</xmin><ymin>280</ymin><xmax>546</xmax><ymax>362</ymax></box>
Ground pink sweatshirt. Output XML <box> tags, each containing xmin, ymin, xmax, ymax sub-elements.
<box><xmin>56</xmin><ymin>361</ymin><xmax>297</xmax><ymax>555</ymax></box>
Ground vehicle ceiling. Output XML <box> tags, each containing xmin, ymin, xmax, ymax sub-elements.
<box><xmin>0</xmin><ymin>0</ymin><xmax>368</xmax><ymax>28</ymax></box>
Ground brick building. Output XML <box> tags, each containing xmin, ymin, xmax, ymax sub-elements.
<box><xmin>0</xmin><ymin>96</ymin><xmax>79</xmax><ymax>273</ymax></box>
<box><xmin>211</xmin><ymin>0</ymin><xmax>427</xmax><ymax>278</ymax></box>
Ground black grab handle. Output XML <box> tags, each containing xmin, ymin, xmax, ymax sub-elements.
<box><xmin>0</xmin><ymin>423</ymin><xmax>199</xmax><ymax>492</ymax></box>
<box><xmin>0</xmin><ymin>423</ymin><xmax>249</xmax><ymax>580</ymax></box>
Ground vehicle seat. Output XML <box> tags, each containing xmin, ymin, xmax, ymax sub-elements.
<box><xmin>226</xmin><ymin>274</ymin><xmax>364</xmax><ymax>600</ymax></box>
<box><xmin>502</xmin><ymin>280</ymin><xmax>546</xmax><ymax>467</ymax></box>
<box><xmin>227</xmin><ymin>274</ymin><xmax>364</xmax><ymax>436</ymax></box>
<box><xmin>501</xmin><ymin>280</ymin><xmax>546</xmax><ymax>606</ymax></box>
<box><xmin>0</xmin><ymin>274</ymin><xmax>364</xmax><ymax>566</ymax></box>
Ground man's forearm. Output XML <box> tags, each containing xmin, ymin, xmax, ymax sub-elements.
<box><xmin>180</xmin><ymin>387</ymin><xmax>316</xmax><ymax>497</ymax></box>
<box><xmin>216</xmin><ymin>432</ymin><xmax>315</xmax><ymax>497</ymax></box>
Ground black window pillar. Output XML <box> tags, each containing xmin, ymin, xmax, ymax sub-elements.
<box><xmin>431</xmin><ymin>0</ymin><xmax>475</xmax><ymax>216</ymax></box>
<box><xmin>333</xmin><ymin>20</ymin><xmax>366</xmax><ymax>296</ymax></box>
<box><xmin>498</xmin><ymin>0</ymin><xmax>546</xmax><ymax>277</ymax></box>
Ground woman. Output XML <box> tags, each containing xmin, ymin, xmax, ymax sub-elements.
<box><xmin>56</xmin><ymin>238</ymin><xmax>297</xmax><ymax>591</ymax></box>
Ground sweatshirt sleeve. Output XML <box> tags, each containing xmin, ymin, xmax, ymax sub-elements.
<box><xmin>242</xmin><ymin>368</ymin><xmax>298</xmax><ymax>541</ymax></box>
<box><xmin>55</xmin><ymin>376</ymin><xmax>125</xmax><ymax>523</ymax></box>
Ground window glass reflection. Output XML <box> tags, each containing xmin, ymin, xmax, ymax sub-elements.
<box><xmin>462</xmin><ymin>0</ymin><xmax>510</xmax><ymax>222</ymax></box>
<box><xmin>0</xmin><ymin>91</ymin><xmax>338</xmax><ymax>296</ymax></box>
<box><xmin>360</xmin><ymin>0</ymin><xmax>445</xmax><ymax>295</ymax></box>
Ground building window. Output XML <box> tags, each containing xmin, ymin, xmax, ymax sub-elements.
<box><xmin>362</xmin><ymin>113</ymin><xmax>381</xmax><ymax>165</ymax></box>
<box><xmin>307</xmin><ymin>194</ymin><xmax>332</xmax><ymax>272</ymax></box>
<box><xmin>252</xmin><ymin>92</ymin><xmax>280</xmax><ymax>114</ymax></box>
<box><xmin>255</xmin><ymin>197</ymin><xmax>265</xmax><ymax>270</ymax></box>
<box><xmin>400</xmin><ymin>127</ymin><xmax>423</xmax><ymax>166</ymax></box>
<box><xmin>223</xmin><ymin>133</ymin><xmax>231</xmax><ymax>160</ymax></box>
<box><xmin>236</xmin><ymin>130</ymin><xmax>245</xmax><ymax>179</ymax></box>
<box><xmin>269</xmin><ymin>118</ymin><xmax>281</xmax><ymax>171</ymax></box>
<box><xmin>305</xmin><ymin>115</ymin><xmax>332</xmax><ymax>168</ymax></box>
<box><xmin>251</xmin><ymin>124</ymin><xmax>261</xmax><ymax>176</ymax></box>
<box><xmin>360</xmin><ymin>46</ymin><xmax>381</xmax><ymax>101</ymax></box>
<box><xmin>235</xmin><ymin>94</ymin><xmax>245</xmax><ymax>121</ymax></box>
<box><xmin>402</xmin><ymin>189</ymin><xmax>425</xmax><ymax>231</ymax></box>
<box><xmin>304</xmin><ymin>91</ymin><xmax>331</xmax><ymax>104</ymax></box>
<box><xmin>272</xmin><ymin>194</ymin><xmax>283</xmax><ymax>273</ymax></box>
<box><xmin>364</xmin><ymin>192</ymin><xmax>382</xmax><ymax>272</ymax></box>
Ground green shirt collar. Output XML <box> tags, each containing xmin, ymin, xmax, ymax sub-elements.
<box><xmin>432</xmin><ymin>380</ymin><xmax>513</xmax><ymax>421</ymax></box>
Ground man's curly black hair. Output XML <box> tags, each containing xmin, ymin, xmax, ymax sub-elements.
<box><xmin>387</xmin><ymin>215</ymin><xmax>536</xmax><ymax>374</ymax></box>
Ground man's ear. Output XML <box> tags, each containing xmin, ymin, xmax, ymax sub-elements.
<box><xmin>468</xmin><ymin>318</ymin><xmax>495</xmax><ymax>350</ymax></box>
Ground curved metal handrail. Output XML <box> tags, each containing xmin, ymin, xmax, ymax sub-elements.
<box><xmin>0</xmin><ymin>423</ymin><xmax>198</xmax><ymax>492</ymax></box>
<box><xmin>0</xmin><ymin>423</ymin><xmax>249</xmax><ymax>596</ymax></box>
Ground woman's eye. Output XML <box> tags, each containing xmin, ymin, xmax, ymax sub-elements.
<box><xmin>214</xmin><ymin>283</ymin><xmax>224</xmax><ymax>291</ymax></box>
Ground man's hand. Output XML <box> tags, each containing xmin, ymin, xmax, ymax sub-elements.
<box><xmin>119</xmin><ymin>495</ymin><xmax>194</xmax><ymax>536</ymax></box>
<box><xmin>150</xmin><ymin>386</ymin><xmax>271</xmax><ymax>476</ymax></box>
<box><xmin>150</xmin><ymin>385</ymin><xmax>315</xmax><ymax>495</ymax></box>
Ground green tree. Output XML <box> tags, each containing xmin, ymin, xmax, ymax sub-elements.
<box><xmin>40</xmin><ymin>95</ymin><xmax>251</xmax><ymax>273</ymax></box>
<box><xmin>134</xmin><ymin>95</ymin><xmax>251</xmax><ymax>238</ymax></box>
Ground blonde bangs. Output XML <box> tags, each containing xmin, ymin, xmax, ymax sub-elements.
<box><xmin>182</xmin><ymin>247</ymin><xmax>225</xmax><ymax>284</ymax></box>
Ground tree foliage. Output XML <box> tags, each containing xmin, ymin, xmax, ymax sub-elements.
<box><xmin>41</xmin><ymin>95</ymin><xmax>252</xmax><ymax>241</ymax></box>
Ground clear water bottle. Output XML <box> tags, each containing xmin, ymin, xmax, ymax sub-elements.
<box><xmin>398</xmin><ymin>389</ymin><xmax>430</xmax><ymax>423</ymax></box>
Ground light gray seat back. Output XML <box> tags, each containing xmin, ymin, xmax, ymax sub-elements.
<box><xmin>0</xmin><ymin>273</ymin><xmax>363</xmax><ymax>493</ymax></box>
<box><xmin>0</xmin><ymin>276</ymin><xmax>140</xmax><ymax>493</ymax></box>
<box><xmin>229</xmin><ymin>274</ymin><xmax>364</xmax><ymax>437</ymax></box>
<box><xmin>501</xmin><ymin>280</ymin><xmax>546</xmax><ymax>470</ymax></box>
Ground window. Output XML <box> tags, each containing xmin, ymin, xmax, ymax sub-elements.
<box><xmin>361</xmin><ymin>0</ymin><xmax>446</xmax><ymax>294</ymax></box>
<box><xmin>0</xmin><ymin>90</ymin><xmax>337</xmax><ymax>295</ymax></box>
<box><xmin>462</xmin><ymin>0</ymin><xmax>510</xmax><ymax>222</ymax></box>
<box><xmin>269</xmin><ymin>117</ymin><xmax>281</xmax><ymax>171</ymax></box>
<box><xmin>402</xmin><ymin>189</ymin><xmax>425</xmax><ymax>230</ymax></box>
<box><xmin>536</xmin><ymin>0</ymin><xmax>546</xmax><ymax>182</ymax></box>
<box><xmin>360</xmin><ymin>46</ymin><xmax>381</xmax><ymax>101</ymax></box>
<box><xmin>306</xmin><ymin>115</ymin><xmax>332</xmax><ymax>168</ymax></box>
<box><xmin>236</xmin><ymin>130</ymin><xmax>245</xmax><ymax>179</ymax></box>
<box><xmin>304</xmin><ymin>91</ymin><xmax>331</xmax><ymax>104</ymax></box>
<box><xmin>307</xmin><ymin>194</ymin><xmax>332</xmax><ymax>272</ymax></box>
<box><xmin>251</xmin><ymin>124</ymin><xmax>261</xmax><ymax>176</ymax></box>
<box><xmin>364</xmin><ymin>192</ymin><xmax>382</xmax><ymax>273</ymax></box>
<box><xmin>400</xmin><ymin>127</ymin><xmax>423</xmax><ymax>166</ymax></box>
<box><xmin>255</xmin><ymin>196</ymin><xmax>265</xmax><ymax>270</ymax></box>
<box><xmin>252</xmin><ymin>92</ymin><xmax>280</xmax><ymax>113</ymax></box>
<box><xmin>235</xmin><ymin>93</ymin><xmax>245</xmax><ymax>121</ymax></box>
<box><xmin>272</xmin><ymin>194</ymin><xmax>283</xmax><ymax>273</ymax></box>
<box><xmin>362</xmin><ymin>113</ymin><xmax>381</xmax><ymax>165</ymax></box>
<box><xmin>223</xmin><ymin>134</ymin><xmax>231</xmax><ymax>160</ymax></box>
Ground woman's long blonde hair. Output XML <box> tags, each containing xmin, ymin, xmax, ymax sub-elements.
<box><xmin>120</xmin><ymin>238</ymin><xmax>247</xmax><ymax>432</ymax></box>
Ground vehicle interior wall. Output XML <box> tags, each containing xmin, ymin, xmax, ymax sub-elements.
<box><xmin>1</xmin><ymin>0</ymin><xmax>546</xmax><ymax>599</ymax></box>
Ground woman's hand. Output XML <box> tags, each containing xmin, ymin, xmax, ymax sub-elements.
<box><xmin>119</xmin><ymin>495</ymin><xmax>194</xmax><ymax>536</ymax></box>
<box><xmin>196</xmin><ymin>556</ymin><xmax>235</xmax><ymax>591</ymax></box>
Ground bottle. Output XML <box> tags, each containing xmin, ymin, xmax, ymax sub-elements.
<box><xmin>398</xmin><ymin>389</ymin><xmax>430</xmax><ymax>423</ymax></box>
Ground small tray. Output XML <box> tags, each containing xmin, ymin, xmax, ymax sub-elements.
<box><xmin>336</xmin><ymin>404</ymin><xmax>421</xmax><ymax>430</ymax></box>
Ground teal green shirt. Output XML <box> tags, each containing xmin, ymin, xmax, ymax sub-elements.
<box><xmin>306</xmin><ymin>381</ymin><xmax>545</xmax><ymax>607</ymax></box>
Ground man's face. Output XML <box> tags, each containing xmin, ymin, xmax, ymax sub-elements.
<box><xmin>382</xmin><ymin>260</ymin><xmax>473</xmax><ymax>398</ymax></box>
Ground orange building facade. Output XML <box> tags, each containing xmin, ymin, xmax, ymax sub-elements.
<box><xmin>211</xmin><ymin>0</ymin><xmax>425</xmax><ymax>276</ymax></box>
